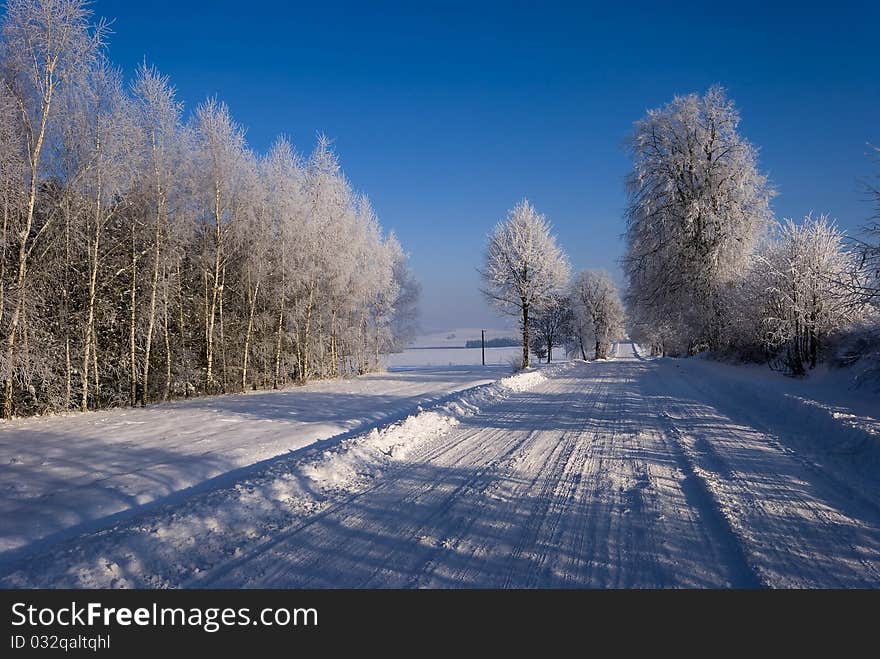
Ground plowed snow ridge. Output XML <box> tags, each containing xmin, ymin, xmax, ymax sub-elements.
<box><xmin>1</xmin><ymin>362</ymin><xmax>573</xmax><ymax>588</ymax></box>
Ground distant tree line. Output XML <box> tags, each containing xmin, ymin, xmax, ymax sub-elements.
<box><xmin>464</xmin><ymin>337</ymin><xmax>520</xmax><ymax>348</ymax></box>
<box><xmin>0</xmin><ymin>0</ymin><xmax>419</xmax><ymax>418</ymax></box>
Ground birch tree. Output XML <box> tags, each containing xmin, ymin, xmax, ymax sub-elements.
<box><xmin>130</xmin><ymin>63</ymin><xmax>182</xmax><ymax>405</ymax></box>
<box><xmin>192</xmin><ymin>98</ymin><xmax>248</xmax><ymax>392</ymax></box>
<box><xmin>385</xmin><ymin>233</ymin><xmax>420</xmax><ymax>354</ymax></box>
<box><xmin>0</xmin><ymin>0</ymin><xmax>104</xmax><ymax>417</ymax></box>
<box><xmin>480</xmin><ymin>199</ymin><xmax>570</xmax><ymax>368</ymax></box>
<box><xmin>261</xmin><ymin>137</ymin><xmax>305</xmax><ymax>388</ymax></box>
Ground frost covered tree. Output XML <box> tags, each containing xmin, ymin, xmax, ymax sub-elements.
<box><xmin>385</xmin><ymin>234</ymin><xmax>421</xmax><ymax>354</ymax></box>
<box><xmin>191</xmin><ymin>98</ymin><xmax>250</xmax><ymax>392</ymax></box>
<box><xmin>855</xmin><ymin>145</ymin><xmax>880</xmax><ymax>308</ymax></box>
<box><xmin>129</xmin><ymin>63</ymin><xmax>183</xmax><ymax>405</ymax></box>
<box><xmin>0</xmin><ymin>2</ymin><xmax>419</xmax><ymax>418</ymax></box>
<box><xmin>753</xmin><ymin>215</ymin><xmax>863</xmax><ymax>375</ymax></box>
<box><xmin>570</xmin><ymin>270</ymin><xmax>625</xmax><ymax>359</ymax></box>
<box><xmin>62</xmin><ymin>57</ymin><xmax>134</xmax><ymax>411</ymax></box>
<box><xmin>480</xmin><ymin>199</ymin><xmax>570</xmax><ymax>369</ymax></box>
<box><xmin>260</xmin><ymin>137</ymin><xmax>305</xmax><ymax>388</ymax></box>
<box><xmin>623</xmin><ymin>86</ymin><xmax>774</xmax><ymax>356</ymax></box>
<box><xmin>0</xmin><ymin>0</ymin><xmax>105</xmax><ymax>418</ymax></box>
<box><xmin>529</xmin><ymin>293</ymin><xmax>570</xmax><ymax>363</ymax></box>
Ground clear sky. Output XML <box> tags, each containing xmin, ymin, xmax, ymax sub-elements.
<box><xmin>89</xmin><ymin>0</ymin><xmax>879</xmax><ymax>332</ymax></box>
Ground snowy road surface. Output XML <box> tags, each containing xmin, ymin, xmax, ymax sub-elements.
<box><xmin>3</xmin><ymin>342</ymin><xmax>879</xmax><ymax>588</ymax></box>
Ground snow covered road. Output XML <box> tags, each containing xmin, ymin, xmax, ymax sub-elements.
<box><xmin>3</xmin><ymin>342</ymin><xmax>879</xmax><ymax>588</ymax></box>
<box><xmin>193</xmin><ymin>342</ymin><xmax>880</xmax><ymax>588</ymax></box>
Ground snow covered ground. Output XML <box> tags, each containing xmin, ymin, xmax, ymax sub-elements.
<box><xmin>410</xmin><ymin>328</ymin><xmax>515</xmax><ymax>348</ymax></box>
<box><xmin>2</xmin><ymin>342</ymin><xmax>879</xmax><ymax>588</ymax></box>
<box><xmin>384</xmin><ymin>346</ymin><xmax>522</xmax><ymax>368</ymax></box>
<box><xmin>0</xmin><ymin>363</ymin><xmax>514</xmax><ymax>559</ymax></box>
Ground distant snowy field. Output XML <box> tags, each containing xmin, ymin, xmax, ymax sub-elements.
<box><xmin>411</xmin><ymin>328</ymin><xmax>516</xmax><ymax>348</ymax></box>
<box><xmin>385</xmin><ymin>346</ymin><xmax>524</xmax><ymax>368</ymax></box>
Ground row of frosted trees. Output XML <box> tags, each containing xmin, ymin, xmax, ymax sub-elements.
<box><xmin>0</xmin><ymin>0</ymin><xmax>418</xmax><ymax>418</ymax></box>
<box><xmin>624</xmin><ymin>86</ymin><xmax>878</xmax><ymax>376</ymax></box>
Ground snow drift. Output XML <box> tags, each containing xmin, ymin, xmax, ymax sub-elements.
<box><xmin>0</xmin><ymin>362</ymin><xmax>573</xmax><ymax>588</ymax></box>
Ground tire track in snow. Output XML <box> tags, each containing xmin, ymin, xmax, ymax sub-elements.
<box><xmin>195</xmin><ymin>393</ymin><xmax>554</xmax><ymax>588</ymax></box>
<box><xmin>653</xmin><ymin>362</ymin><xmax>880</xmax><ymax>588</ymax></box>
<box><xmin>411</xmin><ymin>366</ymin><xmax>611</xmax><ymax>588</ymax></box>
<box><xmin>204</xmin><ymin>354</ymin><xmax>767</xmax><ymax>588</ymax></box>
<box><xmin>655</xmin><ymin>409</ymin><xmax>765</xmax><ymax>588</ymax></box>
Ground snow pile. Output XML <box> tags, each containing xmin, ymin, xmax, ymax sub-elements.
<box><xmin>0</xmin><ymin>364</ymin><xmax>508</xmax><ymax>556</ymax></box>
<box><xmin>0</xmin><ymin>362</ymin><xmax>571</xmax><ymax>588</ymax></box>
<box><xmin>780</xmin><ymin>395</ymin><xmax>879</xmax><ymax>455</ymax></box>
<box><xmin>300</xmin><ymin>364</ymin><xmax>564</xmax><ymax>494</ymax></box>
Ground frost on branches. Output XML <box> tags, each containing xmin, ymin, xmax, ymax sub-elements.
<box><xmin>569</xmin><ymin>270</ymin><xmax>625</xmax><ymax>360</ymax></box>
<box><xmin>750</xmin><ymin>216</ymin><xmax>863</xmax><ymax>375</ymax></box>
<box><xmin>0</xmin><ymin>0</ymin><xmax>420</xmax><ymax>418</ymax></box>
<box><xmin>529</xmin><ymin>293</ymin><xmax>571</xmax><ymax>363</ymax></box>
<box><xmin>480</xmin><ymin>200</ymin><xmax>570</xmax><ymax>369</ymax></box>
<box><xmin>623</xmin><ymin>86</ymin><xmax>774</xmax><ymax>356</ymax></box>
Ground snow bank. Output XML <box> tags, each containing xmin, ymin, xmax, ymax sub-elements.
<box><xmin>670</xmin><ymin>357</ymin><xmax>880</xmax><ymax>498</ymax></box>
<box><xmin>0</xmin><ymin>365</ymin><xmax>509</xmax><ymax>556</ymax></box>
<box><xmin>0</xmin><ymin>362</ymin><xmax>572</xmax><ymax>588</ymax></box>
<box><xmin>300</xmin><ymin>364</ymin><xmax>565</xmax><ymax>495</ymax></box>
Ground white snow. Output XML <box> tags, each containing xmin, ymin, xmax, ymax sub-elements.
<box><xmin>2</xmin><ymin>342</ymin><xmax>879</xmax><ymax>588</ymax></box>
<box><xmin>0</xmin><ymin>364</ymin><xmax>514</xmax><ymax>557</ymax></box>
<box><xmin>384</xmin><ymin>346</ymin><xmax>523</xmax><ymax>368</ymax></box>
<box><xmin>410</xmin><ymin>328</ymin><xmax>515</xmax><ymax>348</ymax></box>
<box><xmin>0</xmin><ymin>361</ymin><xmax>570</xmax><ymax>588</ymax></box>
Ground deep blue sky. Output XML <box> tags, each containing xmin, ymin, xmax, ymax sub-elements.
<box><xmin>90</xmin><ymin>0</ymin><xmax>879</xmax><ymax>332</ymax></box>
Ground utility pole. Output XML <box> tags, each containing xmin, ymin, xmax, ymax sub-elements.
<box><xmin>481</xmin><ymin>329</ymin><xmax>486</xmax><ymax>366</ymax></box>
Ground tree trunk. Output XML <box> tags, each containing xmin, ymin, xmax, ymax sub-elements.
<box><xmin>205</xmin><ymin>186</ymin><xmax>223</xmax><ymax>392</ymax></box>
<box><xmin>0</xmin><ymin>198</ymin><xmax>7</xmax><ymax>329</ymax></box>
<box><xmin>203</xmin><ymin>269</ymin><xmax>210</xmax><ymax>390</ymax></box>
<box><xmin>129</xmin><ymin>226</ymin><xmax>138</xmax><ymax>407</ymax></box>
<box><xmin>81</xmin><ymin>199</ymin><xmax>102</xmax><ymax>413</ymax></box>
<box><xmin>142</xmin><ymin>193</ymin><xmax>164</xmax><ymax>406</ymax></box>
<box><xmin>241</xmin><ymin>279</ymin><xmax>260</xmax><ymax>391</ymax></box>
<box><xmin>218</xmin><ymin>265</ymin><xmax>227</xmax><ymax>393</ymax></box>
<box><xmin>329</xmin><ymin>307</ymin><xmax>339</xmax><ymax>377</ymax></box>
<box><xmin>273</xmin><ymin>298</ymin><xmax>284</xmax><ymax>389</ymax></box>
<box><xmin>300</xmin><ymin>281</ymin><xmax>315</xmax><ymax>382</ymax></box>
<box><xmin>162</xmin><ymin>267</ymin><xmax>172</xmax><ymax>401</ymax></box>
<box><xmin>92</xmin><ymin>333</ymin><xmax>100</xmax><ymax>405</ymax></box>
<box><xmin>521</xmin><ymin>302</ymin><xmax>530</xmax><ymax>369</ymax></box>
<box><xmin>4</xmin><ymin>81</ymin><xmax>54</xmax><ymax>419</ymax></box>
<box><xmin>63</xmin><ymin>201</ymin><xmax>71</xmax><ymax>408</ymax></box>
